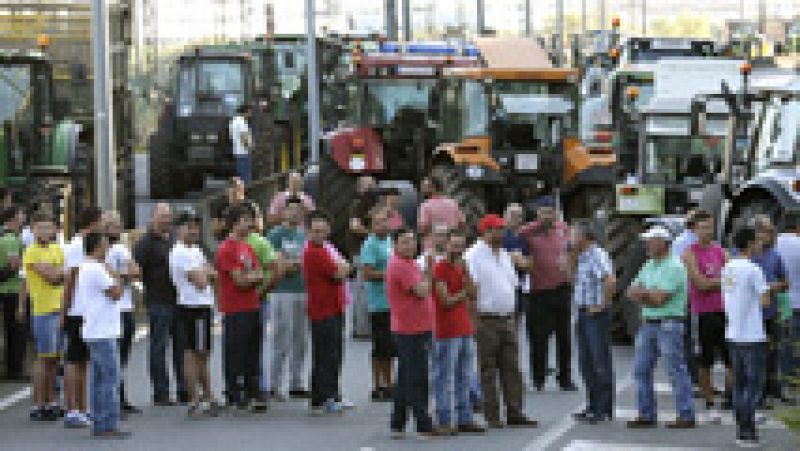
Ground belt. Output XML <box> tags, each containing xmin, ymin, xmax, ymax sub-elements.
<box><xmin>644</xmin><ymin>316</ymin><xmax>684</xmax><ymax>324</ymax></box>
<box><xmin>479</xmin><ymin>313</ymin><xmax>514</xmax><ymax>320</ymax></box>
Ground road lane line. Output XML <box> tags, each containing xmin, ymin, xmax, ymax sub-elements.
<box><xmin>563</xmin><ymin>440</ymin><xmax>710</xmax><ymax>450</ymax></box>
<box><xmin>523</xmin><ymin>375</ymin><xmax>633</xmax><ymax>451</ymax></box>
<box><xmin>0</xmin><ymin>386</ymin><xmax>31</xmax><ymax>411</ymax></box>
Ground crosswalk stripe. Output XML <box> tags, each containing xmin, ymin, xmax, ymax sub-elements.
<box><xmin>563</xmin><ymin>439</ymin><xmax>712</xmax><ymax>450</ymax></box>
<box><xmin>0</xmin><ymin>387</ymin><xmax>31</xmax><ymax>411</ymax></box>
<box><xmin>613</xmin><ymin>408</ymin><xmax>786</xmax><ymax>429</ymax></box>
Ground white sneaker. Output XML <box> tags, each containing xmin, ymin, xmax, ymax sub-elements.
<box><xmin>338</xmin><ymin>398</ymin><xmax>355</xmax><ymax>410</ymax></box>
<box><xmin>755</xmin><ymin>412</ymin><xmax>767</xmax><ymax>425</ymax></box>
<box><xmin>705</xmin><ymin>405</ymin><xmax>722</xmax><ymax>425</ymax></box>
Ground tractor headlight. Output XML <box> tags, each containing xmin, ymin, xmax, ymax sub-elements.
<box><xmin>515</xmin><ymin>153</ymin><xmax>538</xmax><ymax>171</ymax></box>
<box><xmin>206</xmin><ymin>133</ymin><xmax>218</xmax><ymax>143</ymax></box>
<box><xmin>190</xmin><ymin>133</ymin><xmax>202</xmax><ymax>143</ymax></box>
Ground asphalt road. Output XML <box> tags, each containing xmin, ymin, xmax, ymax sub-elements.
<box><xmin>0</xmin><ymin>313</ymin><xmax>797</xmax><ymax>451</ymax></box>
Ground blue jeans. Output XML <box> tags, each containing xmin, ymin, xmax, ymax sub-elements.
<box><xmin>87</xmin><ymin>339</ymin><xmax>120</xmax><ymax>434</ymax></box>
<box><xmin>433</xmin><ymin>336</ymin><xmax>475</xmax><ymax>427</ymax></box>
<box><xmin>235</xmin><ymin>155</ymin><xmax>252</xmax><ymax>185</ymax></box>
<box><xmin>392</xmin><ymin>332</ymin><xmax>433</xmax><ymax>432</ymax></box>
<box><xmin>576</xmin><ymin>309</ymin><xmax>614</xmax><ymax>417</ymax></box>
<box><xmin>148</xmin><ymin>304</ymin><xmax>185</xmax><ymax>400</ymax></box>
<box><xmin>634</xmin><ymin>320</ymin><xmax>695</xmax><ymax>422</ymax></box>
<box><xmin>260</xmin><ymin>300</ymin><xmax>270</xmax><ymax>393</ymax></box>
<box><xmin>729</xmin><ymin>342</ymin><xmax>765</xmax><ymax>436</ymax></box>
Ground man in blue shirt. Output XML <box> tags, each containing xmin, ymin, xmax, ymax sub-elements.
<box><xmin>753</xmin><ymin>215</ymin><xmax>788</xmax><ymax>405</ymax></box>
<box><xmin>503</xmin><ymin>203</ymin><xmax>531</xmax><ymax>319</ymax></box>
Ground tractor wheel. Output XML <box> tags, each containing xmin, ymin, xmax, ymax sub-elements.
<box><xmin>611</xmin><ymin>217</ymin><xmax>647</xmax><ymax>343</ymax></box>
<box><xmin>319</xmin><ymin>152</ymin><xmax>357</xmax><ymax>255</ymax></box>
<box><xmin>727</xmin><ymin>195</ymin><xmax>782</xmax><ymax>247</ymax></box>
<box><xmin>430</xmin><ymin>165</ymin><xmax>486</xmax><ymax>239</ymax></box>
<box><xmin>148</xmin><ymin>131</ymin><xmax>173</xmax><ymax>199</ymax></box>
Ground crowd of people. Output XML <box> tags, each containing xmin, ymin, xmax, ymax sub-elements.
<box><xmin>0</xmin><ymin>176</ymin><xmax>799</xmax><ymax>447</ymax></box>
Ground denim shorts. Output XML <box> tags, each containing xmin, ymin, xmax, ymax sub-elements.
<box><xmin>31</xmin><ymin>313</ymin><xmax>61</xmax><ymax>357</ymax></box>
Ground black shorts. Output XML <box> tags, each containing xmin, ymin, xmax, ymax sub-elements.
<box><xmin>698</xmin><ymin>312</ymin><xmax>730</xmax><ymax>368</ymax></box>
<box><xmin>64</xmin><ymin>315</ymin><xmax>90</xmax><ymax>363</ymax></box>
<box><xmin>180</xmin><ymin>306</ymin><xmax>212</xmax><ymax>352</ymax></box>
<box><xmin>370</xmin><ymin>311</ymin><xmax>395</xmax><ymax>359</ymax></box>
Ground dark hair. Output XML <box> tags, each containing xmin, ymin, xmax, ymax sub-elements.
<box><xmin>0</xmin><ymin>206</ymin><xmax>22</xmax><ymax>224</ymax></box>
<box><xmin>393</xmin><ymin>227</ymin><xmax>416</xmax><ymax>241</ymax></box>
<box><xmin>226</xmin><ymin>203</ymin><xmax>253</xmax><ymax>227</ymax></box>
<box><xmin>32</xmin><ymin>211</ymin><xmax>53</xmax><ymax>225</ymax></box>
<box><xmin>691</xmin><ymin>209</ymin><xmax>712</xmax><ymax>226</ymax></box>
<box><xmin>785</xmin><ymin>212</ymin><xmax>800</xmax><ymax>232</ymax></box>
<box><xmin>285</xmin><ymin>196</ymin><xmax>303</xmax><ymax>206</ymax></box>
<box><xmin>84</xmin><ymin>232</ymin><xmax>105</xmax><ymax>255</ymax></box>
<box><xmin>429</xmin><ymin>177</ymin><xmax>443</xmax><ymax>193</ymax></box>
<box><xmin>307</xmin><ymin>210</ymin><xmax>329</xmax><ymax>226</ymax></box>
<box><xmin>574</xmin><ymin>220</ymin><xmax>596</xmax><ymax>242</ymax></box>
<box><xmin>78</xmin><ymin>206</ymin><xmax>102</xmax><ymax>230</ymax></box>
<box><xmin>236</xmin><ymin>105</ymin><xmax>251</xmax><ymax>115</ymax></box>
<box><xmin>732</xmin><ymin>227</ymin><xmax>757</xmax><ymax>251</ymax></box>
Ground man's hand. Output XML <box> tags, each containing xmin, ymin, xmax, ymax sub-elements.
<box><xmin>8</xmin><ymin>254</ymin><xmax>21</xmax><ymax>271</ymax></box>
<box><xmin>627</xmin><ymin>284</ymin><xmax>645</xmax><ymax>303</ymax></box>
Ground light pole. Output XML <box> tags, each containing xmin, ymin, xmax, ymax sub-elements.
<box><xmin>92</xmin><ymin>0</ymin><xmax>114</xmax><ymax>210</ymax></box>
<box><xmin>307</xmin><ymin>0</ymin><xmax>320</xmax><ymax>164</ymax></box>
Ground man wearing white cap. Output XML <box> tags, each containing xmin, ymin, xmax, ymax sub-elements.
<box><xmin>626</xmin><ymin>226</ymin><xmax>696</xmax><ymax>429</ymax></box>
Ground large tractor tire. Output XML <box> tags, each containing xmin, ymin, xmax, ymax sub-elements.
<box><xmin>148</xmin><ymin>131</ymin><xmax>174</xmax><ymax>199</ymax></box>
<box><xmin>318</xmin><ymin>152</ymin><xmax>358</xmax><ymax>255</ymax></box>
<box><xmin>727</xmin><ymin>194</ymin><xmax>783</xmax><ymax>246</ymax></box>
<box><xmin>606</xmin><ymin>215</ymin><xmax>646</xmax><ymax>343</ymax></box>
<box><xmin>430</xmin><ymin>165</ymin><xmax>486</xmax><ymax>239</ymax></box>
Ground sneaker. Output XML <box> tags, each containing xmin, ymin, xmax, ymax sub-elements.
<box><xmin>457</xmin><ymin>423</ymin><xmax>487</xmax><ymax>434</ymax></box>
<box><xmin>309</xmin><ymin>404</ymin><xmax>324</xmax><ymax>416</ymax></box>
<box><xmin>121</xmin><ymin>403</ymin><xmax>142</xmax><ymax>414</ymax></box>
<box><xmin>417</xmin><ymin>429</ymin><xmax>442</xmax><ymax>440</ymax></box>
<box><xmin>735</xmin><ymin>434</ymin><xmax>760</xmax><ymax>448</ymax></box>
<box><xmin>338</xmin><ymin>398</ymin><xmax>355</xmax><ymax>410</ymax></box>
<box><xmin>434</xmin><ymin>426</ymin><xmax>457</xmax><ymax>436</ymax></box>
<box><xmin>705</xmin><ymin>402</ymin><xmax>722</xmax><ymax>425</ymax></box>
<box><xmin>755</xmin><ymin>412</ymin><xmax>768</xmax><ymax>425</ymax></box>
<box><xmin>507</xmin><ymin>416</ymin><xmax>539</xmax><ymax>428</ymax></box>
<box><xmin>559</xmin><ymin>381</ymin><xmax>579</xmax><ymax>392</ymax></box>
<box><xmin>92</xmin><ymin>430</ymin><xmax>132</xmax><ymax>440</ymax></box>
<box><xmin>187</xmin><ymin>404</ymin><xmax>199</xmax><ymax>418</ymax></box>
<box><xmin>30</xmin><ymin>407</ymin><xmax>46</xmax><ymax>422</ymax></box>
<box><xmin>289</xmin><ymin>389</ymin><xmax>311</xmax><ymax>399</ymax></box>
<box><xmin>390</xmin><ymin>428</ymin><xmax>405</xmax><ymax>440</ymax></box>
<box><xmin>665</xmin><ymin>418</ymin><xmax>696</xmax><ymax>429</ymax></box>
<box><xmin>626</xmin><ymin>418</ymin><xmax>657</xmax><ymax>429</ymax></box>
<box><xmin>64</xmin><ymin>411</ymin><xmax>90</xmax><ymax>429</ymax></box>
<box><xmin>323</xmin><ymin>399</ymin><xmax>344</xmax><ymax>415</ymax></box>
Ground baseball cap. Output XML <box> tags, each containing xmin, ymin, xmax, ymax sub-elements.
<box><xmin>640</xmin><ymin>225</ymin><xmax>672</xmax><ymax>241</ymax></box>
<box><xmin>478</xmin><ymin>214</ymin><xmax>505</xmax><ymax>234</ymax></box>
<box><xmin>175</xmin><ymin>209</ymin><xmax>201</xmax><ymax>226</ymax></box>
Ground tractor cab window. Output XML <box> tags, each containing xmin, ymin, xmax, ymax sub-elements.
<box><xmin>644</xmin><ymin>112</ymin><xmax>724</xmax><ymax>185</ymax></box>
<box><xmin>359</xmin><ymin>79</ymin><xmax>435</xmax><ymax>127</ymax></box>
<box><xmin>0</xmin><ymin>62</ymin><xmax>53</xmax><ymax>171</ymax></box>
<box><xmin>178</xmin><ymin>60</ymin><xmax>247</xmax><ymax>117</ymax></box>
<box><xmin>754</xmin><ymin>99</ymin><xmax>799</xmax><ymax>173</ymax></box>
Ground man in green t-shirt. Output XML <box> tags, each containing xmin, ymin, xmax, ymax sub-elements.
<box><xmin>266</xmin><ymin>198</ymin><xmax>309</xmax><ymax>400</ymax></box>
<box><xmin>626</xmin><ymin>226</ymin><xmax>696</xmax><ymax>430</ymax></box>
<box><xmin>0</xmin><ymin>206</ymin><xmax>26</xmax><ymax>380</ymax></box>
<box><xmin>247</xmin><ymin>204</ymin><xmax>277</xmax><ymax>397</ymax></box>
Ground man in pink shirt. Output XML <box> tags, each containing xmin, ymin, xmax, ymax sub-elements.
<box><xmin>267</xmin><ymin>171</ymin><xmax>315</xmax><ymax>225</ymax></box>
<box><xmin>385</xmin><ymin>228</ymin><xmax>436</xmax><ymax>438</ymax></box>
<box><xmin>417</xmin><ymin>178</ymin><xmax>464</xmax><ymax>249</ymax></box>
<box><xmin>521</xmin><ymin>197</ymin><xmax>577</xmax><ymax>392</ymax></box>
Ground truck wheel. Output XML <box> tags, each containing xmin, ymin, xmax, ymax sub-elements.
<box><xmin>728</xmin><ymin>196</ymin><xmax>782</xmax><ymax>246</ymax></box>
<box><xmin>431</xmin><ymin>165</ymin><xmax>486</xmax><ymax>240</ymax></box>
<box><xmin>319</xmin><ymin>152</ymin><xmax>357</xmax><ymax>255</ymax></box>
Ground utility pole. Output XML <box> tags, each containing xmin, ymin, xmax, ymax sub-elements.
<box><xmin>477</xmin><ymin>0</ymin><xmax>485</xmax><ymax>36</ymax></box>
<box><xmin>524</xmin><ymin>0</ymin><xmax>531</xmax><ymax>37</ymax></box>
<box><xmin>402</xmin><ymin>0</ymin><xmax>411</xmax><ymax>41</ymax></box>
<box><xmin>385</xmin><ymin>0</ymin><xmax>398</xmax><ymax>40</ymax></box>
<box><xmin>758</xmin><ymin>0</ymin><xmax>766</xmax><ymax>35</ymax></box>
<box><xmin>642</xmin><ymin>0</ymin><xmax>646</xmax><ymax>35</ymax></box>
<box><xmin>307</xmin><ymin>0</ymin><xmax>320</xmax><ymax>164</ymax></box>
<box><xmin>581</xmin><ymin>0</ymin><xmax>586</xmax><ymax>36</ymax></box>
<box><xmin>556</xmin><ymin>0</ymin><xmax>564</xmax><ymax>67</ymax></box>
<box><xmin>599</xmin><ymin>0</ymin><xmax>606</xmax><ymax>30</ymax></box>
<box><xmin>92</xmin><ymin>0</ymin><xmax>115</xmax><ymax>210</ymax></box>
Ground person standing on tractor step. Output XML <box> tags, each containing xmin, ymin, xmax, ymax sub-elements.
<box><xmin>268</xmin><ymin>171</ymin><xmax>315</xmax><ymax>226</ymax></box>
<box><xmin>0</xmin><ymin>206</ymin><xmax>26</xmax><ymax>381</ymax></box>
<box><xmin>568</xmin><ymin>221</ymin><xmax>616</xmax><ymax>425</ymax></box>
<box><xmin>722</xmin><ymin>227</ymin><xmax>771</xmax><ymax>448</ymax></box>
<box><xmin>216</xmin><ymin>204</ymin><xmax>265</xmax><ymax>411</ymax></box>
<box><xmin>386</xmin><ymin>228</ymin><xmax>435</xmax><ymax>438</ymax></box>
<box><xmin>229</xmin><ymin>105</ymin><xmax>253</xmax><ymax>185</ymax></box>
<box><xmin>22</xmin><ymin>212</ymin><xmax>64</xmax><ymax>421</ymax></box>
<box><xmin>77</xmin><ymin>232</ymin><xmax>128</xmax><ymax>439</ymax></box>
<box><xmin>626</xmin><ymin>226</ymin><xmax>696</xmax><ymax>429</ymax></box>
<box><xmin>360</xmin><ymin>206</ymin><xmax>395</xmax><ymax>402</ymax></box>
<box><xmin>62</xmin><ymin>206</ymin><xmax>104</xmax><ymax>427</ymax></box>
<box><xmin>169</xmin><ymin>210</ymin><xmax>220</xmax><ymax>417</ymax></box>
<box><xmin>522</xmin><ymin>197</ymin><xmax>577</xmax><ymax>392</ymax></box>
<box><xmin>682</xmin><ymin>210</ymin><xmax>731</xmax><ymax>419</ymax></box>
<box><xmin>776</xmin><ymin>212</ymin><xmax>800</xmax><ymax>389</ymax></box>
<box><xmin>134</xmin><ymin>203</ymin><xmax>187</xmax><ymax>405</ymax></box>
<box><xmin>303</xmin><ymin>211</ymin><xmax>350</xmax><ymax>415</ymax></box>
<box><xmin>751</xmin><ymin>215</ymin><xmax>788</xmax><ymax>407</ymax></box>
<box><xmin>417</xmin><ymin>177</ymin><xmax>464</xmax><ymax>250</ymax></box>
<box><xmin>466</xmin><ymin>214</ymin><xmax>538</xmax><ymax>429</ymax></box>
<box><xmin>103</xmin><ymin>211</ymin><xmax>142</xmax><ymax>415</ymax></box>
<box><xmin>267</xmin><ymin>197</ymin><xmax>310</xmax><ymax>400</ymax></box>
<box><xmin>432</xmin><ymin>230</ymin><xmax>486</xmax><ymax>435</ymax></box>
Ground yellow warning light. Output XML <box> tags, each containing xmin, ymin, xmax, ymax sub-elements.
<box><xmin>609</xmin><ymin>47</ymin><xmax>620</xmax><ymax>59</ymax></box>
<box><xmin>626</xmin><ymin>86</ymin><xmax>640</xmax><ymax>99</ymax></box>
<box><xmin>37</xmin><ymin>34</ymin><xmax>50</xmax><ymax>48</ymax></box>
<box><xmin>612</xmin><ymin>17</ymin><xmax>621</xmax><ymax>28</ymax></box>
<box><xmin>740</xmin><ymin>63</ymin><xmax>752</xmax><ymax>75</ymax></box>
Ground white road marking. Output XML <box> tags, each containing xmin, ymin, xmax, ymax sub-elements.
<box><xmin>0</xmin><ymin>386</ymin><xmax>31</xmax><ymax>411</ymax></box>
<box><xmin>562</xmin><ymin>440</ymin><xmax>711</xmax><ymax>450</ymax></box>
<box><xmin>522</xmin><ymin>375</ymin><xmax>634</xmax><ymax>451</ymax></box>
<box><xmin>613</xmin><ymin>408</ymin><xmax>786</xmax><ymax>429</ymax></box>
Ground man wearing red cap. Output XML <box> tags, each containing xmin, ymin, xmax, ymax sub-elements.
<box><xmin>465</xmin><ymin>214</ymin><xmax>538</xmax><ymax>429</ymax></box>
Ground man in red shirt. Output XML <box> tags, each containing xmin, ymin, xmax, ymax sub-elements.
<box><xmin>432</xmin><ymin>230</ymin><xmax>485</xmax><ymax>435</ymax></box>
<box><xmin>302</xmin><ymin>211</ymin><xmax>351</xmax><ymax>415</ymax></box>
<box><xmin>215</xmin><ymin>204</ymin><xmax>265</xmax><ymax>411</ymax></box>
<box><xmin>521</xmin><ymin>197</ymin><xmax>577</xmax><ymax>392</ymax></box>
<box><xmin>386</xmin><ymin>228</ymin><xmax>435</xmax><ymax>438</ymax></box>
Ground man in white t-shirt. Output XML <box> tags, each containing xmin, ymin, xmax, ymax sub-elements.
<box><xmin>776</xmin><ymin>213</ymin><xmax>800</xmax><ymax>386</ymax></box>
<box><xmin>721</xmin><ymin>227</ymin><xmax>771</xmax><ymax>448</ymax></box>
<box><xmin>103</xmin><ymin>211</ymin><xmax>141</xmax><ymax>415</ymax></box>
<box><xmin>169</xmin><ymin>210</ymin><xmax>219</xmax><ymax>417</ymax></box>
<box><xmin>77</xmin><ymin>232</ymin><xmax>128</xmax><ymax>439</ymax></box>
<box><xmin>61</xmin><ymin>206</ymin><xmax>103</xmax><ymax>428</ymax></box>
<box><xmin>229</xmin><ymin>105</ymin><xmax>253</xmax><ymax>185</ymax></box>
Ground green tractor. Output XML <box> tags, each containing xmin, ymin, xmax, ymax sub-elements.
<box><xmin>0</xmin><ymin>50</ymin><xmax>90</xmax><ymax>233</ymax></box>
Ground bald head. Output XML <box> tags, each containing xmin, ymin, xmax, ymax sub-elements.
<box><xmin>152</xmin><ymin>203</ymin><xmax>172</xmax><ymax>234</ymax></box>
